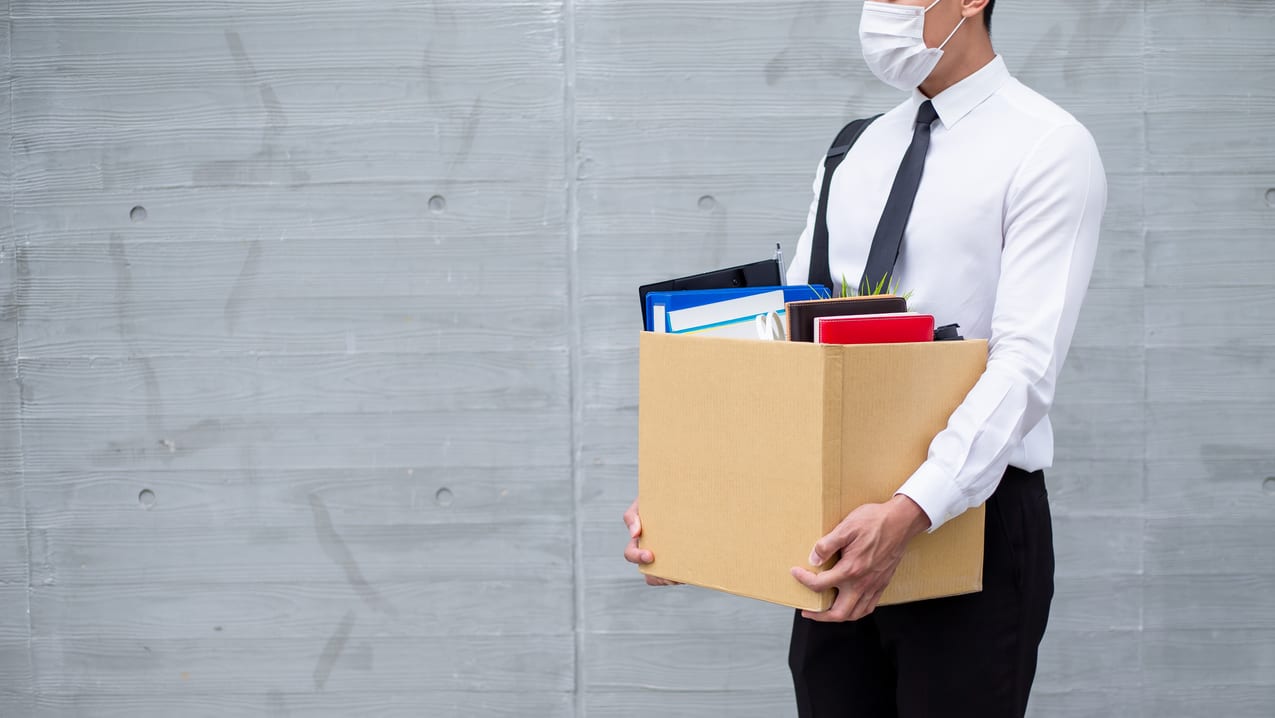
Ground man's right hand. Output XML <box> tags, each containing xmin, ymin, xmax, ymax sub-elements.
<box><xmin>622</xmin><ymin>498</ymin><xmax>680</xmax><ymax>586</ymax></box>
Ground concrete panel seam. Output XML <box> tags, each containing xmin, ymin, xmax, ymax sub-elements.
<box><xmin>564</xmin><ymin>1</ymin><xmax>584</xmax><ymax>716</ymax></box>
<box><xmin>1138</xmin><ymin>2</ymin><xmax>1149</xmax><ymax>716</ymax></box>
<box><xmin>7</xmin><ymin>3</ymin><xmax>36</xmax><ymax>704</ymax></box>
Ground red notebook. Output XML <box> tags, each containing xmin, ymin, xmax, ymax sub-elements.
<box><xmin>813</xmin><ymin>312</ymin><xmax>935</xmax><ymax>345</ymax></box>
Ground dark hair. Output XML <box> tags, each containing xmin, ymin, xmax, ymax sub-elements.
<box><xmin>984</xmin><ymin>0</ymin><xmax>995</xmax><ymax>32</ymax></box>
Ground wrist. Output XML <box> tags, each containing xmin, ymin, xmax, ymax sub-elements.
<box><xmin>888</xmin><ymin>494</ymin><xmax>932</xmax><ymax>539</ymax></box>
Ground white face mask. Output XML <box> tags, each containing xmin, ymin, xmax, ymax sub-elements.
<box><xmin>860</xmin><ymin>0</ymin><xmax>967</xmax><ymax>91</ymax></box>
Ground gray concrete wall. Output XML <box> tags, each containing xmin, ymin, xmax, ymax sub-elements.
<box><xmin>0</xmin><ymin>0</ymin><xmax>1271</xmax><ymax>715</ymax></box>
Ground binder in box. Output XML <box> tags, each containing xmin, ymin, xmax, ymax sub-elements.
<box><xmin>645</xmin><ymin>285</ymin><xmax>831</xmax><ymax>334</ymax></box>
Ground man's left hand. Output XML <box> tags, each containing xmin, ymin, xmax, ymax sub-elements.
<box><xmin>790</xmin><ymin>495</ymin><xmax>932</xmax><ymax>622</ymax></box>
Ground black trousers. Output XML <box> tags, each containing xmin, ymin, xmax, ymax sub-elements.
<box><xmin>789</xmin><ymin>466</ymin><xmax>1054</xmax><ymax>718</ymax></box>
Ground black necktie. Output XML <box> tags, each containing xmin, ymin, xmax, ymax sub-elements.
<box><xmin>857</xmin><ymin>100</ymin><xmax>940</xmax><ymax>296</ymax></box>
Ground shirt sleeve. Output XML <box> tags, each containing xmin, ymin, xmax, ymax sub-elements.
<box><xmin>896</xmin><ymin>123</ymin><xmax>1108</xmax><ymax>531</ymax></box>
<box><xmin>784</xmin><ymin>157</ymin><xmax>828</xmax><ymax>286</ymax></box>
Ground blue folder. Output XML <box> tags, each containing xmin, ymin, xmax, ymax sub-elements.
<box><xmin>645</xmin><ymin>285</ymin><xmax>831</xmax><ymax>333</ymax></box>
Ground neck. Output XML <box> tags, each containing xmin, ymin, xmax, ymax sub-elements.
<box><xmin>919</xmin><ymin>31</ymin><xmax>996</xmax><ymax>98</ymax></box>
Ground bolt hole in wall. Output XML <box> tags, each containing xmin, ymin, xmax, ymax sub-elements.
<box><xmin>138</xmin><ymin>489</ymin><xmax>156</xmax><ymax>509</ymax></box>
<box><xmin>1263</xmin><ymin>477</ymin><xmax>1275</xmax><ymax>495</ymax></box>
<box><xmin>435</xmin><ymin>487</ymin><xmax>454</xmax><ymax>507</ymax></box>
<box><xmin>698</xmin><ymin>195</ymin><xmax>717</xmax><ymax>211</ymax></box>
<box><xmin>1265</xmin><ymin>188</ymin><xmax>1275</xmax><ymax>207</ymax></box>
<box><xmin>428</xmin><ymin>195</ymin><xmax>447</xmax><ymax>214</ymax></box>
<box><xmin>130</xmin><ymin>206</ymin><xmax>147</xmax><ymax>222</ymax></box>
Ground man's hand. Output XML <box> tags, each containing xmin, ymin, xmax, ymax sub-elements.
<box><xmin>622</xmin><ymin>499</ymin><xmax>680</xmax><ymax>586</ymax></box>
<box><xmin>790</xmin><ymin>495</ymin><xmax>931</xmax><ymax>622</ymax></box>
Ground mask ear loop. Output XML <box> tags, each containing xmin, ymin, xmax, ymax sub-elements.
<box><xmin>937</xmin><ymin>15</ymin><xmax>967</xmax><ymax>51</ymax></box>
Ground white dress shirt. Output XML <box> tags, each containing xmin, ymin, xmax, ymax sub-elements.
<box><xmin>785</xmin><ymin>56</ymin><xmax>1107</xmax><ymax>531</ymax></box>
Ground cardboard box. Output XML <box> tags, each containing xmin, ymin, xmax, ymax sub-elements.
<box><xmin>637</xmin><ymin>332</ymin><xmax>989</xmax><ymax>611</ymax></box>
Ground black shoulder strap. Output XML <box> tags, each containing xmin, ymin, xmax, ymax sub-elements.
<box><xmin>809</xmin><ymin>114</ymin><xmax>882</xmax><ymax>292</ymax></box>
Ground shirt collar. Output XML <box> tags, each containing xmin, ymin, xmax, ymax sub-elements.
<box><xmin>911</xmin><ymin>55</ymin><xmax>1011</xmax><ymax>130</ymax></box>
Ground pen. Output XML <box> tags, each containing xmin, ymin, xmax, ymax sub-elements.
<box><xmin>774</xmin><ymin>243</ymin><xmax>784</xmax><ymax>276</ymax></box>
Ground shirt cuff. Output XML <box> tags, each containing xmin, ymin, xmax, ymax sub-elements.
<box><xmin>895</xmin><ymin>460</ymin><xmax>967</xmax><ymax>533</ymax></box>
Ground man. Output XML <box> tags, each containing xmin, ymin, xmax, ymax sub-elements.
<box><xmin>625</xmin><ymin>0</ymin><xmax>1106</xmax><ymax>715</ymax></box>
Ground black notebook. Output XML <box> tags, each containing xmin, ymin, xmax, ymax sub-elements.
<box><xmin>785</xmin><ymin>295</ymin><xmax>909</xmax><ymax>343</ymax></box>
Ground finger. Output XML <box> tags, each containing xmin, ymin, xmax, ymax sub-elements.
<box><xmin>803</xmin><ymin>587</ymin><xmax>857</xmax><ymax>623</ymax></box>
<box><xmin>848</xmin><ymin>586</ymin><xmax>887</xmax><ymax>622</ymax></box>
<box><xmin>645</xmin><ymin>576</ymin><xmax>681</xmax><ymax>587</ymax></box>
<box><xmin>791</xmin><ymin>558</ymin><xmax>851</xmax><ymax>593</ymax></box>
<box><xmin>622</xmin><ymin>501</ymin><xmax>641</xmax><ymax>538</ymax></box>
<box><xmin>809</xmin><ymin>517</ymin><xmax>857</xmax><ymax>566</ymax></box>
<box><xmin>791</xmin><ymin>566</ymin><xmax>837</xmax><ymax>594</ymax></box>
<box><xmin>624</xmin><ymin>539</ymin><xmax>654</xmax><ymax>565</ymax></box>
